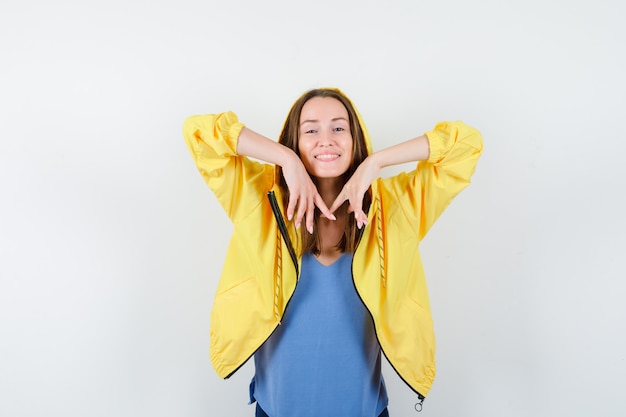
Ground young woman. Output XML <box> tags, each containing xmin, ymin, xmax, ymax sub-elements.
<box><xmin>183</xmin><ymin>88</ymin><xmax>483</xmax><ymax>416</ymax></box>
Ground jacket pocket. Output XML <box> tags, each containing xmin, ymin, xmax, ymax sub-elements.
<box><xmin>390</xmin><ymin>298</ymin><xmax>436</xmax><ymax>387</ymax></box>
<box><xmin>210</xmin><ymin>275</ymin><xmax>264</xmax><ymax>376</ymax></box>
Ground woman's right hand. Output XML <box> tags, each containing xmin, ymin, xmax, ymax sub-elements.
<box><xmin>281</xmin><ymin>153</ymin><xmax>335</xmax><ymax>234</ymax></box>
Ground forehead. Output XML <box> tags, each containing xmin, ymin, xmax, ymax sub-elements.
<box><xmin>300</xmin><ymin>97</ymin><xmax>349</xmax><ymax>122</ymax></box>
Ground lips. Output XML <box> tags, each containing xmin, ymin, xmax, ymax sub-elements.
<box><xmin>314</xmin><ymin>153</ymin><xmax>340</xmax><ymax>161</ymax></box>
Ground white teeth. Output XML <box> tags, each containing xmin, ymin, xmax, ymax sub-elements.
<box><xmin>315</xmin><ymin>154</ymin><xmax>339</xmax><ymax>160</ymax></box>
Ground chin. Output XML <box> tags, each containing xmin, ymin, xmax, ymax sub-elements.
<box><xmin>312</xmin><ymin>170</ymin><xmax>349</xmax><ymax>181</ymax></box>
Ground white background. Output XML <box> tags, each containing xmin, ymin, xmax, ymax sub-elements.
<box><xmin>1</xmin><ymin>0</ymin><xmax>624</xmax><ymax>416</ymax></box>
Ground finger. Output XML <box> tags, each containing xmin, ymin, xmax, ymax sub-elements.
<box><xmin>287</xmin><ymin>193</ymin><xmax>297</xmax><ymax>221</ymax></box>
<box><xmin>305</xmin><ymin>197</ymin><xmax>315</xmax><ymax>234</ymax></box>
<box><xmin>295</xmin><ymin>195</ymin><xmax>307</xmax><ymax>228</ymax></box>
<box><xmin>355</xmin><ymin>209</ymin><xmax>368</xmax><ymax>229</ymax></box>
<box><xmin>315</xmin><ymin>195</ymin><xmax>336</xmax><ymax>221</ymax></box>
<box><xmin>346</xmin><ymin>200</ymin><xmax>355</xmax><ymax>214</ymax></box>
<box><xmin>348</xmin><ymin>202</ymin><xmax>366</xmax><ymax>228</ymax></box>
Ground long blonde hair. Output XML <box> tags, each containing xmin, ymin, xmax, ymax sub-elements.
<box><xmin>275</xmin><ymin>88</ymin><xmax>372</xmax><ymax>255</ymax></box>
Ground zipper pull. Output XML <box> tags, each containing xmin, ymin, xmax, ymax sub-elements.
<box><xmin>414</xmin><ymin>395</ymin><xmax>425</xmax><ymax>412</ymax></box>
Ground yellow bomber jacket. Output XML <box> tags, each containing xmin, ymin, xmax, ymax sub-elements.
<box><xmin>182</xmin><ymin>106</ymin><xmax>483</xmax><ymax>399</ymax></box>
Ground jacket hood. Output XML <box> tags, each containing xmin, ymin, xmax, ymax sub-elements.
<box><xmin>322</xmin><ymin>87</ymin><xmax>373</xmax><ymax>155</ymax></box>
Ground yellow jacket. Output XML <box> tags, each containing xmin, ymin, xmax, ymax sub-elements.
<box><xmin>183</xmin><ymin>103</ymin><xmax>483</xmax><ymax>399</ymax></box>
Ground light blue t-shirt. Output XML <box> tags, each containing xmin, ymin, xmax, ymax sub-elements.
<box><xmin>250</xmin><ymin>252</ymin><xmax>388</xmax><ymax>417</ymax></box>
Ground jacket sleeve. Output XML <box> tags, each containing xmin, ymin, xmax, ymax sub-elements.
<box><xmin>381</xmin><ymin>121</ymin><xmax>483</xmax><ymax>241</ymax></box>
<box><xmin>182</xmin><ymin>111</ymin><xmax>273</xmax><ymax>222</ymax></box>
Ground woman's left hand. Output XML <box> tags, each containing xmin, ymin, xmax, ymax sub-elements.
<box><xmin>329</xmin><ymin>155</ymin><xmax>380</xmax><ymax>228</ymax></box>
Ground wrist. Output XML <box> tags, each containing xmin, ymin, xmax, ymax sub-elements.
<box><xmin>367</xmin><ymin>152</ymin><xmax>385</xmax><ymax>171</ymax></box>
<box><xmin>278</xmin><ymin>146</ymin><xmax>299</xmax><ymax>169</ymax></box>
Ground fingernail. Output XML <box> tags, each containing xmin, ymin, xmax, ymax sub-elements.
<box><xmin>308</xmin><ymin>225</ymin><xmax>313</xmax><ymax>234</ymax></box>
<box><xmin>330</xmin><ymin>214</ymin><xmax>336</xmax><ymax>221</ymax></box>
<box><xmin>288</xmin><ymin>213</ymin><xmax>293</xmax><ymax>221</ymax></box>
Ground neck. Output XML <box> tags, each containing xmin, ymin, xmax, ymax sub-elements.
<box><xmin>314</xmin><ymin>176</ymin><xmax>348</xmax><ymax>263</ymax></box>
<box><xmin>314</xmin><ymin>177</ymin><xmax>343</xmax><ymax>207</ymax></box>
<box><xmin>316</xmin><ymin>212</ymin><xmax>347</xmax><ymax>265</ymax></box>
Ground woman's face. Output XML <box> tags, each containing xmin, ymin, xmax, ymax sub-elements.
<box><xmin>297</xmin><ymin>96</ymin><xmax>353</xmax><ymax>179</ymax></box>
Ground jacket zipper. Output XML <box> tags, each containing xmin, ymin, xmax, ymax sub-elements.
<box><xmin>267</xmin><ymin>191</ymin><xmax>299</xmax><ymax>276</ymax></box>
<box><xmin>356</xmin><ymin>192</ymin><xmax>426</xmax><ymax>408</ymax></box>
<box><xmin>349</xmin><ymin>255</ymin><xmax>426</xmax><ymax>409</ymax></box>
<box><xmin>224</xmin><ymin>190</ymin><xmax>300</xmax><ymax>378</ymax></box>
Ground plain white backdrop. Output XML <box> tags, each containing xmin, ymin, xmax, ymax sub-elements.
<box><xmin>1</xmin><ymin>0</ymin><xmax>624</xmax><ymax>416</ymax></box>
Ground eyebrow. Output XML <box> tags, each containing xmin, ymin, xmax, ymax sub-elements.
<box><xmin>300</xmin><ymin>117</ymin><xmax>349</xmax><ymax>126</ymax></box>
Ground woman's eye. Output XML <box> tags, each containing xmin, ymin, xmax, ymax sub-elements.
<box><xmin>305</xmin><ymin>129</ymin><xmax>316</xmax><ymax>134</ymax></box>
<box><xmin>333</xmin><ymin>127</ymin><xmax>345</xmax><ymax>132</ymax></box>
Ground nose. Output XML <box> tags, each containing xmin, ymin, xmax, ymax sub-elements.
<box><xmin>319</xmin><ymin>130</ymin><xmax>334</xmax><ymax>147</ymax></box>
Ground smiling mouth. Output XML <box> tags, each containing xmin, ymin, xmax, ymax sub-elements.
<box><xmin>315</xmin><ymin>154</ymin><xmax>340</xmax><ymax>160</ymax></box>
